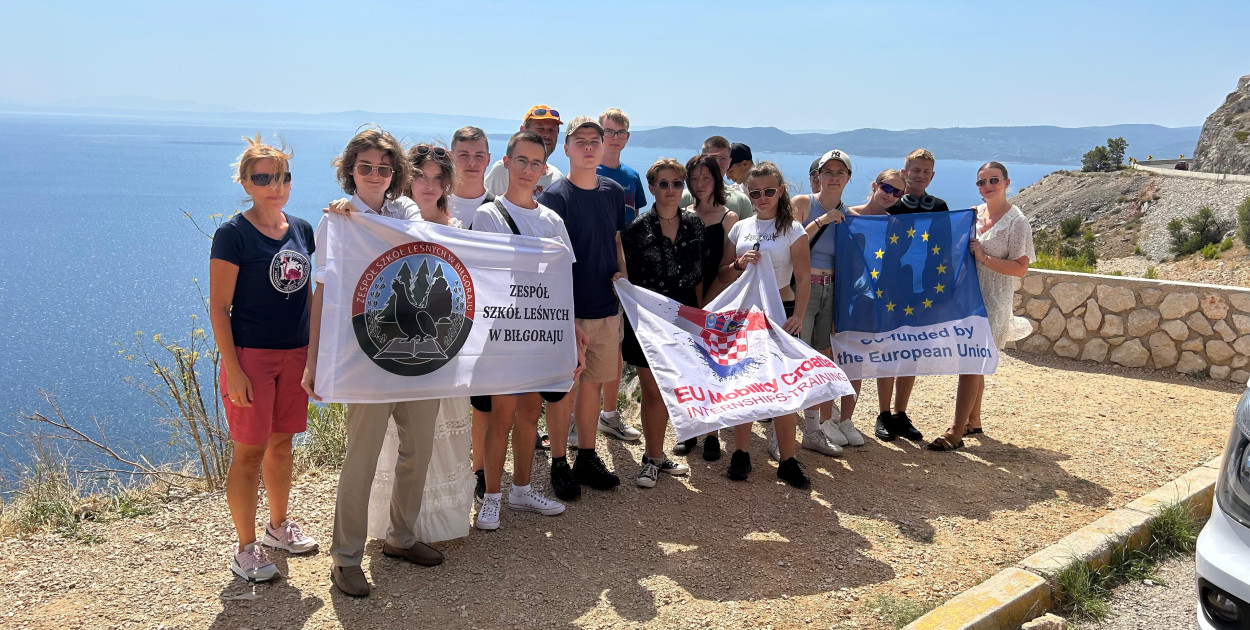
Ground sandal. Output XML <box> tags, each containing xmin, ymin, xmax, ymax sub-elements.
<box><xmin>535</xmin><ymin>430</ymin><xmax>550</xmax><ymax>451</ymax></box>
<box><xmin>963</xmin><ymin>426</ymin><xmax>984</xmax><ymax>437</ymax></box>
<box><xmin>926</xmin><ymin>435</ymin><xmax>964</xmax><ymax>451</ymax></box>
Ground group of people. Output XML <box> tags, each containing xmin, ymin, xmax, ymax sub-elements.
<box><xmin>208</xmin><ymin>105</ymin><xmax>1035</xmax><ymax>595</ymax></box>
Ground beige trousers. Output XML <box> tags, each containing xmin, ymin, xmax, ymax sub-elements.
<box><xmin>329</xmin><ymin>400</ymin><xmax>440</xmax><ymax>567</ymax></box>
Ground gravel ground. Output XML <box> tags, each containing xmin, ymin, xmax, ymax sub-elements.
<box><xmin>0</xmin><ymin>352</ymin><xmax>1239</xmax><ymax>630</ymax></box>
<box><xmin>1077</xmin><ymin>554</ymin><xmax>1200</xmax><ymax>630</ymax></box>
<box><xmin>1098</xmin><ymin>244</ymin><xmax>1250</xmax><ymax>286</ymax></box>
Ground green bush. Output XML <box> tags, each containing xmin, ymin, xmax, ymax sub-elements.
<box><xmin>1220</xmin><ymin>237</ymin><xmax>1234</xmax><ymax>251</ymax></box>
<box><xmin>295</xmin><ymin>403</ymin><xmax>348</xmax><ymax>471</ymax></box>
<box><xmin>1169</xmin><ymin>207</ymin><xmax>1229</xmax><ymax>256</ymax></box>
<box><xmin>1083</xmin><ymin>229</ymin><xmax>1096</xmax><ymax>243</ymax></box>
<box><xmin>1060</xmin><ymin>216</ymin><xmax>1083</xmax><ymax>239</ymax></box>
<box><xmin>1133</xmin><ymin>246</ymin><xmax>1144</xmax><ymax>255</ymax></box>
<box><xmin>1201</xmin><ymin>243</ymin><xmax>1221</xmax><ymax>260</ymax></box>
<box><xmin>1144</xmin><ymin>266</ymin><xmax>1158</xmax><ymax>279</ymax></box>
<box><xmin>1236</xmin><ymin>130</ymin><xmax>1249</xmax><ymax>143</ymax></box>
<box><xmin>1033</xmin><ymin>252</ymin><xmax>1096</xmax><ymax>273</ymax></box>
<box><xmin>1238</xmin><ymin>197</ymin><xmax>1250</xmax><ymax>248</ymax></box>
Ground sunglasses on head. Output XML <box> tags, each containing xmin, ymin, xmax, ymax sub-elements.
<box><xmin>747</xmin><ymin>187</ymin><xmax>779</xmax><ymax>200</ymax></box>
<box><xmin>414</xmin><ymin>144</ymin><xmax>448</xmax><ymax>158</ymax></box>
<box><xmin>529</xmin><ymin>108</ymin><xmax>559</xmax><ymax>119</ymax></box>
<box><xmin>249</xmin><ymin>172</ymin><xmax>292</xmax><ymax>186</ymax></box>
<box><xmin>878</xmin><ymin>182</ymin><xmax>904</xmax><ymax>198</ymax></box>
<box><xmin>354</xmin><ymin>163</ymin><xmax>393</xmax><ymax>178</ymax></box>
<box><xmin>655</xmin><ymin>180</ymin><xmax>684</xmax><ymax>190</ymax></box>
<box><xmin>975</xmin><ymin>176</ymin><xmax>1003</xmax><ymax>187</ymax></box>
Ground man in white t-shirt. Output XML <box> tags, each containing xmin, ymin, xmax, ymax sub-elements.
<box><xmin>447</xmin><ymin>126</ymin><xmax>495</xmax><ymax>228</ymax></box>
<box><xmin>469</xmin><ymin>130</ymin><xmax>577</xmax><ymax>531</ymax></box>
<box><xmin>483</xmin><ymin>105</ymin><xmax>565</xmax><ymax>198</ymax></box>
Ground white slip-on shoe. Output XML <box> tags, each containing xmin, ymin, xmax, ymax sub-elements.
<box><xmin>838</xmin><ymin>419</ymin><xmax>866</xmax><ymax>447</ymax></box>
<box><xmin>821</xmin><ymin>420</ymin><xmax>850</xmax><ymax>447</ymax></box>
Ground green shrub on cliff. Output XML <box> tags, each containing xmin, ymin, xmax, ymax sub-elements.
<box><xmin>1238</xmin><ymin>197</ymin><xmax>1250</xmax><ymax>248</ymax></box>
<box><xmin>1169</xmin><ymin>207</ymin><xmax>1228</xmax><ymax>256</ymax></box>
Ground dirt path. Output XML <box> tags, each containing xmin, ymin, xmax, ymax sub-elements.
<box><xmin>0</xmin><ymin>352</ymin><xmax>1239</xmax><ymax>630</ymax></box>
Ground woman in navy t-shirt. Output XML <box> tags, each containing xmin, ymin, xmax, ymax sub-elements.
<box><xmin>209</xmin><ymin>135</ymin><xmax>318</xmax><ymax>584</ymax></box>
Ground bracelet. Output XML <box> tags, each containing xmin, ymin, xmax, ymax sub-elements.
<box><xmin>732</xmin><ymin>259</ymin><xmax>743</xmax><ymax>272</ymax></box>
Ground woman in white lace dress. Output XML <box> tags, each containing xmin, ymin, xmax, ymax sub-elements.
<box><xmin>366</xmin><ymin>143</ymin><xmax>474</xmax><ymax>542</ymax></box>
<box><xmin>929</xmin><ymin>161</ymin><xmax>1034</xmax><ymax>451</ymax></box>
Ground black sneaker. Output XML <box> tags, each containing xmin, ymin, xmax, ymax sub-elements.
<box><xmin>572</xmin><ymin>451</ymin><xmax>620</xmax><ymax>490</ymax></box>
<box><xmin>776</xmin><ymin>457</ymin><xmax>811</xmax><ymax>488</ymax></box>
<box><xmin>550</xmin><ymin>458</ymin><xmax>581</xmax><ymax>501</ymax></box>
<box><xmin>892</xmin><ymin>411</ymin><xmax>924</xmax><ymax>441</ymax></box>
<box><xmin>702</xmin><ymin>434</ymin><xmax>722</xmax><ymax>462</ymax></box>
<box><xmin>474</xmin><ymin>469</ymin><xmax>485</xmax><ymax>502</ymax></box>
<box><xmin>672</xmin><ymin>436</ymin><xmax>698</xmax><ymax>455</ymax></box>
<box><xmin>727</xmin><ymin>450</ymin><xmax>751</xmax><ymax>481</ymax></box>
<box><xmin>874</xmin><ymin>410</ymin><xmax>897</xmax><ymax>442</ymax></box>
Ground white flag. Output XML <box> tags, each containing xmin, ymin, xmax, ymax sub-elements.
<box><xmin>615</xmin><ymin>255</ymin><xmax>855</xmax><ymax>442</ymax></box>
<box><xmin>314</xmin><ymin>213</ymin><xmax>576</xmax><ymax>402</ymax></box>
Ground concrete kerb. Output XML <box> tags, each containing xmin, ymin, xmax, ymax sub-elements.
<box><xmin>903</xmin><ymin>455</ymin><xmax>1223</xmax><ymax>630</ymax></box>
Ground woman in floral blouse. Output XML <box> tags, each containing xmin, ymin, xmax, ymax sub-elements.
<box><xmin>620</xmin><ymin>158</ymin><xmax>706</xmax><ymax>489</ymax></box>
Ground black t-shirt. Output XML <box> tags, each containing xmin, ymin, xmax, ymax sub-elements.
<box><xmin>539</xmin><ymin>176</ymin><xmax>627</xmax><ymax>319</ymax></box>
<box><xmin>887</xmin><ymin>194</ymin><xmax>951</xmax><ymax>215</ymax></box>
<box><xmin>210</xmin><ymin>212</ymin><xmax>315</xmax><ymax>349</ymax></box>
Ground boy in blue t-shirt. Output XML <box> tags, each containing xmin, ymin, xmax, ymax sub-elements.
<box><xmin>596</xmin><ymin>108</ymin><xmax>647</xmax><ymax>224</ymax></box>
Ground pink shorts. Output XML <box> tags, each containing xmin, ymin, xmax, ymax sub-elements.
<box><xmin>221</xmin><ymin>346</ymin><xmax>309</xmax><ymax>446</ymax></box>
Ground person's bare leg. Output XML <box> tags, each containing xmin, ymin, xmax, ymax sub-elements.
<box><xmin>775</xmin><ymin>414</ymin><xmax>799</xmax><ymax>459</ymax></box>
<box><xmin>547</xmin><ymin>386</ymin><xmax>576</xmax><ymax>458</ymax></box>
<box><xmin>733</xmin><ymin>423</ymin><xmax>752</xmax><ymax>451</ymax></box>
<box><xmin>602</xmin><ymin>347</ymin><xmax>623</xmax><ymax>415</ymax></box>
<box><xmin>471</xmin><ymin>408</ymin><xmax>489</xmax><ymax>472</ymax></box>
<box><xmin>968</xmin><ymin>378</ymin><xmax>985</xmax><ymax>430</ymax></box>
<box><xmin>637</xmin><ymin>368</ymin><xmax>667</xmax><ymax>460</ymax></box>
<box><xmin>511</xmin><ymin>394</ymin><xmax>543</xmax><ymax>487</ymax></box>
<box><xmin>950</xmin><ymin>374</ymin><xmax>982</xmax><ymax>439</ymax></box>
<box><xmin>259</xmin><ymin>432</ymin><xmax>294</xmax><ymax>528</ymax></box>
<box><xmin>876</xmin><ymin>377</ymin><xmax>894</xmax><ymax>413</ymax></box>
<box><xmin>840</xmin><ymin>380</ymin><xmax>863</xmax><ymax>421</ymax></box>
<box><xmin>226</xmin><ymin>442</ymin><xmax>266</xmax><ymax>548</ymax></box>
<box><xmin>575</xmin><ymin>381</ymin><xmax>602</xmax><ymax>450</ymax></box>
<box><xmin>894</xmin><ymin>376</ymin><xmax>916</xmax><ymax>412</ymax></box>
<box><xmin>484</xmin><ymin>396</ymin><xmax>517</xmax><ymax>494</ymax></box>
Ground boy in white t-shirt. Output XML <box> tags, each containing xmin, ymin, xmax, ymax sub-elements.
<box><xmin>469</xmin><ymin>131</ymin><xmax>578</xmax><ymax>531</ymax></box>
<box><xmin>447</xmin><ymin>126</ymin><xmax>495</xmax><ymax>228</ymax></box>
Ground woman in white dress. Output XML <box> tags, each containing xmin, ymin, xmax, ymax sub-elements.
<box><xmin>929</xmin><ymin>161</ymin><xmax>1034</xmax><ymax>451</ymax></box>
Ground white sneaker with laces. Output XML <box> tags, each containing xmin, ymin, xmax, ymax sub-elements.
<box><xmin>648</xmin><ymin>455</ymin><xmax>689</xmax><ymax>476</ymax></box>
<box><xmin>821</xmin><ymin>419</ymin><xmax>850</xmax><ymax>447</ymax></box>
<box><xmin>636</xmin><ymin>461</ymin><xmax>659</xmax><ymax>488</ymax></box>
<box><xmin>801</xmin><ymin>430</ymin><xmax>844</xmax><ymax>456</ymax></box>
<box><xmin>231</xmin><ymin>542</ymin><xmax>280</xmax><ymax>583</ymax></box>
<box><xmin>597</xmin><ymin>411</ymin><xmax>642</xmax><ymax>441</ymax></box>
<box><xmin>767</xmin><ymin>426</ymin><xmax>781</xmax><ymax>461</ymax></box>
<box><xmin>476</xmin><ymin>494</ymin><xmax>501</xmax><ymax>530</ymax></box>
<box><xmin>507</xmin><ymin>486</ymin><xmax>565</xmax><ymax>516</ymax></box>
<box><xmin>261</xmin><ymin>519</ymin><xmax>319</xmax><ymax>554</ymax></box>
<box><xmin>838</xmin><ymin>419</ymin><xmax>866</xmax><ymax>447</ymax></box>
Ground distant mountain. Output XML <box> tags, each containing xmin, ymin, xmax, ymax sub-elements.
<box><xmin>628</xmin><ymin>124</ymin><xmax>1201</xmax><ymax>166</ymax></box>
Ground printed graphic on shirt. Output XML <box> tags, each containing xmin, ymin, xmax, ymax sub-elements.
<box><xmin>270</xmin><ymin>249</ymin><xmax>311</xmax><ymax>294</ymax></box>
<box><xmin>738</xmin><ymin>231</ymin><xmax>779</xmax><ymax>244</ymax></box>
<box><xmin>352</xmin><ymin>242</ymin><xmax>475</xmax><ymax>376</ymax></box>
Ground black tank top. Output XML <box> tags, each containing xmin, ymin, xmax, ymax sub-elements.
<box><xmin>701</xmin><ymin>211</ymin><xmax>729</xmax><ymax>296</ymax></box>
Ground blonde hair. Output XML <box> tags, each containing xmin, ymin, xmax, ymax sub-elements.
<box><xmin>904</xmin><ymin>148</ymin><xmax>935</xmax><ymax>167</ymax></box>
<box><xmin>599</xmin><ymin>108</ymin><xmax>630</xmax><ymax>129</ymax></box>
<box><xmin>868</xmin><ymin>168</ymin><xmax>903</xmax><ymax>202</ymax></box>
<box><xmin>645</xmin><ymin>158</ymin><xmax>686</xmax><ymax>184</ymax></box>
<box><xmin>232</xmin><ymin>133</ymin><xmax>291</xmax><ymax>183</ymax></box>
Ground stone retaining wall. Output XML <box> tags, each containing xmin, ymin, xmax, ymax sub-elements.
<box><xmin>1011</xmin><ymin>270</ymin><xmax>1250</xmax><ymax>383</ymax></box>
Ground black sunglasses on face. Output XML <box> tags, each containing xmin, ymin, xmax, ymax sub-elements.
<box><xmin>249</xmin><ymin>172</ymin><xmax>292</xmax><ymax>186</ymax></box>
<box><xmin>878</xmin><ymin>182</ymin><xmax>904</xmax><ymax>198</ymax></box>
<box><xmin>747</xmin><ymin>187</ymin><xmax>778</xmax><ymax>200</ymax></box>
<box><xmin>655</xmin><ymin>180</ymin><xmax>684</xmax><ymax>190</ymax></box>
<box><xmin>975</xmin><ymin>176</ymin><xmax>1003</xmax><ymax>187</ymax></box>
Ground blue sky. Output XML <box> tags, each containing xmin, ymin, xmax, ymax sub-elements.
<box><xmin>2</xmin><ymin>1</ymin><xmax>1246</xmax><ymax>130</ymax></box>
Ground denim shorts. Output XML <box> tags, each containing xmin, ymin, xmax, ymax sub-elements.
<box><xmin>800</xmin><ymin>280</ymin><xmax>834</xmax><ymax>351</ymax></box>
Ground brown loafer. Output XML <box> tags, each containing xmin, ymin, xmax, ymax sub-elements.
<box><xmin>381</xmin><ymin>541</ymin><xmax>444</xmax><ymax>566</ymax></box>
<box><xmin>331</xmin><ymin>564</ymin><xmax>370</xmax><ymax>597</ymax></box>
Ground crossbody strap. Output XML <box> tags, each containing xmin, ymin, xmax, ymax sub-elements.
<box><xmin>492</xmin><ymin>198</ymin><xmax>521</xmax><ymax>236</ymax></box>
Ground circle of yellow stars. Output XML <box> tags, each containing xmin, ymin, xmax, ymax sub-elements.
<box><xmin>867</xmin><ymin>224</ymin><xmax>949</xmax><ymax>317</ymax></box>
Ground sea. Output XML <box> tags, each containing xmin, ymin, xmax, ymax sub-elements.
<box><xmin>0</xmin><ymin>111</ymin><xmax>1070</xmax><ymax>469</ymax></box>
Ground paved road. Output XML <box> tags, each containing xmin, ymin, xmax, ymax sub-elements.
<box><xmin>1080</xmin><ymin>554</ymin><xmax>1199</xmax><ymax>630</ymax></box>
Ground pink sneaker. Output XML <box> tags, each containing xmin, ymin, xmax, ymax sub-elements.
<box><xmin>230</xmin><ymin>542</ymin><xmax>279</xmax><ymax>583</ymax></box>
<box><xmin>261</xmin><ymin>519</ymin><xmax>319</xmax><ymax>554</ymax></box>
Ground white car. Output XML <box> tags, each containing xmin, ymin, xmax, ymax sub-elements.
<box><xmin>1196</xmin><ymin>386</ymin><xmax>1250</xmax><ymax>629</ymax></box>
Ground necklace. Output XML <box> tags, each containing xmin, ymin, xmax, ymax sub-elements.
<box><xmin>658</xmin><ymin>212</ymin><xmax>680</xmax><ymax>222</ymax></box>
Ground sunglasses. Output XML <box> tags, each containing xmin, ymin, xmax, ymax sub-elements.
<box><xmin>878</xmin><ymin>182</ymin><xmax>904</xmax><ymax>198</ymax></box>
<box><xmin>354</xmin><ymin>163</ymin><xmax>393</xmax><ymax>178</ymax></box>
<box><xmin>249</xmin><ymin>172</ymin><xmax>292</xmax><ymax>186</ymax></box>
<box><xmin>529</xmin><ymin>108</ymin><xmax>559</xmax><ymax>119</ymax></box>
<box><xmin>413</xmin><ymin>144</ymin><xmax>448</xmax><ymax>158</ymax></box>
<box><xmin>655</xmin><ymin>180</ymin><xmax>684</xmax><ymax>190</ymax></box>
<box><xmin>747</xmin><ymin>187</ymin><xmax>779</xmax><ymax>200</ymax></box>
<box><xmin>975</xmin><ymin>176</ymin><xmax>1003</xmax><ymax>187</ymax></box>
<box><xmin>603</xmin><ymin>129</ymin><xmax>630</xmax><ymax>139</ymax></box>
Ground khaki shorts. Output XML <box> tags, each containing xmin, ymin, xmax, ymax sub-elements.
<box><xmin>577</xmin><ymin>315</ymin><xmax>621</xmax><ymax>383</ymax></box>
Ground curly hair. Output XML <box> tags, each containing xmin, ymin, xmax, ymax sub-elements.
<box><xmin>331</xmin><ymin>126</ymin><xmax>410</xmax><ymax>199</ymax></box>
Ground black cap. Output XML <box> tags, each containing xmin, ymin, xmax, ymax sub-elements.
<box><xmin>809</xmin><ymin>158</ymin><xmax>821</xmax><ymax>175</ymax></box>
<box><xmin>730</xmin><ymin>143</ymin><xmax>753</xmax><ymax>166</ymax></box>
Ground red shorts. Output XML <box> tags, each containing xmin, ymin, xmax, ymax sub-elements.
<box><xmin>221</xmin><ymin>346</ymin><xmax>309</xmax><ymax>446</ymax></box>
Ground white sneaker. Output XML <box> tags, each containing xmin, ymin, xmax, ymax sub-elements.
<box><xmin>507</xmin><ymin>486</ymin><xmax>565</xmax><ymax>516</ymax></box>
<box><xmin>231</xmin><ymin>542</ymin><xmax>279</xmax><ymax>583</ymax></box>
<box><xmin>839</xmin><ymin>419</ymin><xmax>866</xmax><ymax>447</ymax></box>
<box><xmin>801</xmin><ymin>430</ymin><xmax>844</xmax><ymax>457</ymax></box>
<box><xmin>598</xmin><ymin>411</ymin><xmax>642</xmax><ymax>441</ymax></box>
<box><xmin>636</xmin><ymin>461</ymin><xmax>659</xmax><ymax>488</ymax></box>
<box><xmin>767</xmin><ymin>427</ymin><xmax>781</xmax><ymax>462</ymax></box>
<box><xmin>261</xmin><ymin>519</ymin><xmax>319</xmax><ymax>554</ymax></box>
<box><xmin>476</xmin><ymin>494</ymin><xmax>501</xmax><ymax>530</ymax></box>
<box><xmin>647</xmin><ymin>455</ymin><xmax>689</xmax><ymax>476</ymax></box>
<box><xmin>821</xmin><ymin>420</ymin><xmax>850</xmax><ymax>447</ymax></box>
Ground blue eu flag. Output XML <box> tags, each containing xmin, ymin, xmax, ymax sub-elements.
<box><xmin>833</xmin><ymin>209</ymin><xmax>985</xmax><ymax>334</ymax></box>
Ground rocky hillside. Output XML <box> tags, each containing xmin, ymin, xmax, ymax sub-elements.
<box><xmin>1193</xmin><ymin>74</ymin><xmax>1250</xmax><ymax>175</ymax></box>
<box><xmin>1010</xmin><ymin>170</ymin><xmax>1250</xmax><ymax>260</ymax></box>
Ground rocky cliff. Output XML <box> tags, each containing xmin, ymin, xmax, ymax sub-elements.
<box><xmin>1193</xmin><ymin>74</ymin><xmax>1250</xmax><ymax>175</ymax></box>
